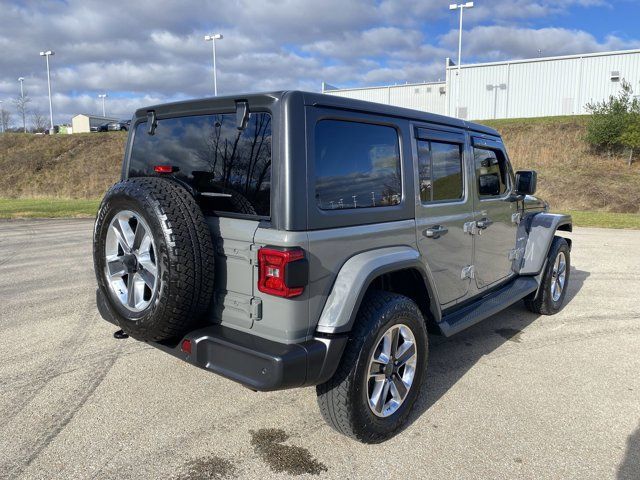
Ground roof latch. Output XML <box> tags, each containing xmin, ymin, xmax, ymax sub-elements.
<box><xmin>147</xmin><ymin>110</ymin><xmax>157</xmax><ymax>135</ymax></box>
<box><xmin>235</xmin><ymin>100</ymin><xmax>250</xmax><ymax>130</ymax></box>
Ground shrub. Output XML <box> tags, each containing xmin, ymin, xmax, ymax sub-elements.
<box><xmin>585</xmin><ymin>80</ymin><xmax>639</xmax><ymax>154</ymax></box>
<box><xmin>620</xmin><ymin>113</ymin><xmax>640</xmax><ymax>165</ymax></box>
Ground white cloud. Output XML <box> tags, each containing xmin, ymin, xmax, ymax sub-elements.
<box><xmin>0</xmin><ymin>0</ymin><xmax>632</xmax><ymax>126</ymax></box>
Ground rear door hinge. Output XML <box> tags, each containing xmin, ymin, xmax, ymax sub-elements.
<box><xmin>463</xmin><ymin>221</ymin><xmax>480</xmax><ymax>236</ymax></box>
<box><xmin>461</xmin><ymin>265</ymin><xmax>475</xmax><ymax>279</ymax></box>
<box><xmin>250</xmin><ymin>244</ymin><xmax>260</xmax><ymax>265</ymax></box>
<box><xmin>250</xmin><ymin>297</ymin><xmax>262</xmax><ymax>320</ymax></box>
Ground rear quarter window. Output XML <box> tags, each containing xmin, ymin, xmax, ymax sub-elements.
<box><xmin>129</xmin><ymin>113</ymin><xmax>272</xmax><ymax>217</ymax></box>
<box><xmin>314</xmin><ymin>120</ymin><xmax>401</xmax><ymax>210</ymax></box>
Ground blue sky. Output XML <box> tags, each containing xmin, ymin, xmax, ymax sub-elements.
<box><xmin>1</xmin><ymin>0</ymin><xmax>639</xmax><ymax>125</ymax></box>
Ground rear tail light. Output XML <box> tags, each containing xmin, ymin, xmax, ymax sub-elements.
<box><xmin>258</xmin><ymin>247</ymin><xmax>308</xmax><ymax>298</ymax></box>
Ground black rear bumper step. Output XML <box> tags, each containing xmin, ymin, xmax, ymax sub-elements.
<box><xmin>439</xmin><ymin>276</ymin><xmax>538</xmax><ymax>337</ymax></box>
<box><xmin>153</xmin><ymin>325</ymin><xmax>347</xmax><ymax>391</ymax></box>
<box><xmin>97</xmin><ymin>289</ymin><xmax>347</xmax><ymax>391</ymax></box>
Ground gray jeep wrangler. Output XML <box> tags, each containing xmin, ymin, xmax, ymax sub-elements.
<box><xmin>94</xmin><ymin>91</ymin><xmax>572</xmax><ymax>443</ymax></box>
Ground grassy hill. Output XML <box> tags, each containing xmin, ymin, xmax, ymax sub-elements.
<box><xmin>483</xmin><ymin>116</ymin><xmax>639</xmax><ymax>214</ymax></box>
<box><xmin>0</xmin><ymin>117</ymin><xmax>639</xmax><ymax>219</ymax></box>
<box><xmin>0</xmin><ymin>132</ymin><xmax>125</xmax><ymax>199</ymax></box>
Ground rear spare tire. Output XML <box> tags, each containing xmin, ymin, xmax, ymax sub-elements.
<box><xmin>93</xmin><ymin>177</ymin><xmax>215</xmax><ymax>342</ymax></box>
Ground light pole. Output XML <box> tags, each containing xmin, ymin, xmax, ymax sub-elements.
<box><xmin>204</xmin><ymin>33</ymin><xmax>223</xmax><ymax>96</ymax></box>
<box><xmin>98</xmin><ymin>93</ymin><xmax>108</xmax><ymax>117</ymax></box>
<box><xmin>486</xmin><ymin>83</ymin><xmax>507</xmax><ymax>119</ymax></box>
<box><xmin>0</xmin><ymin>100</ymin><xmax>4</xmax><ymax>133</ymax></box>
<box><xmin>18</xmin><ymin>77</ymin><xmax>26</xmax><ymax>133</ymax></box>
<box><xmin>449</xmin><ymin>2</ymin><xmax>474</xmax><ymax>118</ymax></box>
<box><xmin>39</xmin><ymin>50</ymin><xmax>55</xmax><ymax>130</ymax></box>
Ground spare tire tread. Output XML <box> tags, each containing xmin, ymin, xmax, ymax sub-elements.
<box><xmin>94</xmin><ymin>177</ymin><xmax>215</xmax><ymax>341</ymax></box>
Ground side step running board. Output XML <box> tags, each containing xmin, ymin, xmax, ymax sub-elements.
<box><xmin>439</xmin><ymin>277</ymin><xmax>538</xmax><ymax>337</ymax></box>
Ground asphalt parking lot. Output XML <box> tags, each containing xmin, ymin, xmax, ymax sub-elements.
<box><xmin>0</xmin><ymin>218</ymin><xmax>638</xmax><ymax>480</ymax></box>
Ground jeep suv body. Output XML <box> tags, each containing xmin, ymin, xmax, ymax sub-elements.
<box><xmin>95</xmin><ymin>91</ymin><xmax>572</xmax><ymax>442</ymax></box>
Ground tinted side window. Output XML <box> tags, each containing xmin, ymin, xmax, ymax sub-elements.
<box><xmin>129</xmin><ymin>113</ymin><xmax>272</xmax><ymax>217</ymax></box>
<box><xmin>474</xmin><ymin>147</ymin><xmax>508</xmax><ymax>197</ymax></box>
<box><xmin>315</xmin><ymin>120</ymin><xmax>401</xmax><ymax>210</ymax></box>
<box><xmin>417</xmin><ymin>140</ymin><xmax>464</xmax><ymax>203</ymax></box>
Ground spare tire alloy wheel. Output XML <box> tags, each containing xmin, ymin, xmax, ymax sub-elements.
<box><xmin>105</xmin><ymin>210</ymin><xmax>157</xmax><ymax>312</ymax></box>
<box><xmin>367</xmin><ymin>324</ymin><xmax>417</xmax><ymax>417</ymax></box>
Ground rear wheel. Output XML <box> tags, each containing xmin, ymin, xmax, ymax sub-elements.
<box><xmin>525</xmin><ymin>236</ymin><xmax>570</xmax><ymax>315</ymax></box>
<box><xmin>316</xmin><ymin>291</ymin><xmax>428</xmax><ymax>443</ymax></box>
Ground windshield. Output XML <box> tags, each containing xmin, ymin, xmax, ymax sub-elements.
<box><xmin>128</xmin><ymin>112</ymin><xmax>272</xmax><ymax>217</ymax></box>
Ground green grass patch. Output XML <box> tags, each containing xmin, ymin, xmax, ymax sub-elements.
<box><xmin>566</xmin><ymin>210</ymin><xmax>640</xmax><ymax>229</ymax></box>
<box><xmin>0</xmin><ymin>198</ymin><xmax>100</xmax><ymax>219</ymax></box>
<box><xmin>479</xmin><ymin>115</ymin><xmax>590</xmax><ymax>128</ymax></box>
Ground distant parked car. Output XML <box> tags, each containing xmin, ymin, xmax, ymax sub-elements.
<box><xmin>107</xmin><ymin>121</ymin><xmax>129</xmax><ymax>132</ymax></box>
<box><xmin>92</xmin><ymin>122</ymin><xmax>110</xmax><ymax>132</ymax></box>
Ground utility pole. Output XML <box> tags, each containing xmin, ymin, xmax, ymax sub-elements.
<box><xmin>204</xmin><ymin>33</ymin><xmax>223</xmax><ymax>96</ymax></box>
<box><xmin>18</xmin><ymin>77</ymin><xmax>26</xmax><ymax>133</ymax></box>
<box><xmin>98</xmin><ymin>93</ymin><xmax>108</xmax><ymax>117</ymax></box>
<box><xmin>39</xmin><ymin>50</ymin><xmax>55</xmax><ymax>130</ymax></box>
<box><xmin>449</xmin><ymin>2</ymin><xmax>474</xmax><ymax>118</ymax></box>
<box><xmin>0</xmin><ymin>100</ymin><xmax>4</xmax><ymax>133</ymax></box>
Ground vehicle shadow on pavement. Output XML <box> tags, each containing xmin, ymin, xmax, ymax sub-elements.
<box><xmin>618</xmin><ymin>424</ymin><xmax>640</xmax><ymax>480</ymax></box>
<box><xmin>405</xmin><ymin>267</ymin><xmax>589</xmax><ymax>429</ymax></box>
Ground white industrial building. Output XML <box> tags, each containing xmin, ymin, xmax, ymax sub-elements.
<box><xmin>323</xmin><ymin>49</ymin><xmax>640</xmax><ymax>120</ymax></box>
<box><xmin>71</xmin><ymin>114</ymin><xmax>118</xmax><ymax>133</ymax></box>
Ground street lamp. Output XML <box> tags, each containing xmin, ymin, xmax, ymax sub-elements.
<box><xmin>18</xmin><ymin>77</ymin><xmax>26</xmax><ymax>133</ymax></box>
<box><xmin>98</xmin><ymin>93</ymin><xmax>108</xmax><ymax>117</ymax></box>
<box><xmin>449</xmin><ymin>2</ymin><xmax>474</xmax><ymax>118</ymax></box>
<box><xmin>486</xmin><ymin>83</ymin><xmax>507</xmax><ymax>119</ymax></box>
<box><xmin>39</xmin><ymin>50</ymin><xmax>55</xmax><ymax>130</ymax></box>
<box><xmin>204</xmin><ymin>33</ymin><xmax>223</xmax><ymax>96</ymax></box>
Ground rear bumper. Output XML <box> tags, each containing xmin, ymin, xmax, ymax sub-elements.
<box><xmin>97</xmin><ymin>289</ymin><xmax>347</xmax><ymax>391</ymax></box>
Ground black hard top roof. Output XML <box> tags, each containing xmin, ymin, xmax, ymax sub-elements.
<box><xmin>136</xmin><ymin>90</ymin><xmax>500</xmax><ymax>137</ymax></box>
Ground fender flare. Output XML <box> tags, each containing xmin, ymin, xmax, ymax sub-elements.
<box><xmin>519</xmin><ymin>213</ymin><xmax>572</xmax><ymax>275</ymax></box>
<box><xmin>315</xmin><ymin>246</ymin><xmax>440</xmax><ymax>335</ymax></box>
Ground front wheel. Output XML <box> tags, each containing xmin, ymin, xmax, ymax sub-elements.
<box><xmin>525</xmin><ymin>236</ymin><xmax>571</xmax><ymax>315</ymax></box>
<box><xmin>316</xmin><ymin>291</ymin><xmax>428</xmax><ymax>443</ymax></box>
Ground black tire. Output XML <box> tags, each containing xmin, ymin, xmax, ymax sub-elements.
<box><xmin>93</xmin><ymin>177</ymin><xmax>215</xmax><ymax>342</ymax></box>
<box><xmin>525</xmin><ymin>236</ymin><xmax>570</xmax><ymax>315</ymax></box>
<box><xmin>316</xmin><ymin>291</ymin><xmax>428</xmax><ymax>443</ymax></box>
<box><xmin>220</xmin><ymin>187</ymin><xmax>257</xmax><ymax>216</ymax></box>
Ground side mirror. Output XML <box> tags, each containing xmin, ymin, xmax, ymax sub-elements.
<box><xmin>478</xmin><ymin>173</ymin><xmax>501</xmax><ymax>196</ymax></box>
<box><xmin>515</xmin><ymin>170</ymin><xmax>537</xmax><ymax>195</ymax></box>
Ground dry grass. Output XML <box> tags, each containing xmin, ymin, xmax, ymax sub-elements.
<box><xmin>483</xmin><ymin>116</ymin><xmax>640</xmax><ymax>214</ymax></box>
<box><xmin>1</xmin><ymin>117</ymin><xmax>639</xmax><ymax>214</ymax></box>
<box><xmin>0</xmin><ymin>132</ymin><xmax>124</xmax><ymax>199</ymax></box>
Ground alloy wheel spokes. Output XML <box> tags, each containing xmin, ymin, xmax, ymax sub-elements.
<box><xmin>105</xmin><ymin>211</ymin><xmax>158</xmax><ymax>312</ymax></box>
<box><xmin>367</xmin><ymin>324</ymin><xmax>418</xmax><ymax>418</ymax></box>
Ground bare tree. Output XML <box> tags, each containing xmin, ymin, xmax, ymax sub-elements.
<box><xmin>31</xmin><ymin>111</ymin><xmax>47</xmax><ymax>133</ymax></box>
<box><xmin>0</xmin><ymin>108</ymin><xmax>12</xmax><ymax>132</ymax></box>
<box><xmin>13</xmin><ymin>91</ymin><xmax>31</xmax><ymax>133</ymax></box>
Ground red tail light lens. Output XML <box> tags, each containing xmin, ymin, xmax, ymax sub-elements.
<box><xmin>181</xmin><ymin>339</ymin><xmax>192</xmax><ymax>354</ymax></box>
<box><xmin>258</xmin><ymin>247</ymin><xmax>306</xmax><ymax>298</ymax></box>
<box><xmin>154</xmin><ymin>165</ymin><xmax>174</xmax><ymax>173</ymax></box>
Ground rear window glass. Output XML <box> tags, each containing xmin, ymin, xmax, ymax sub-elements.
<box><xmin>129</xmin><ymin>113</ymin><xmax>272</xmax><ymax>217</ymax></box>
<box><xmin>314</xmin><ymin>120</ymin><xmax>401</xmax><ymax>210</ymax></box>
